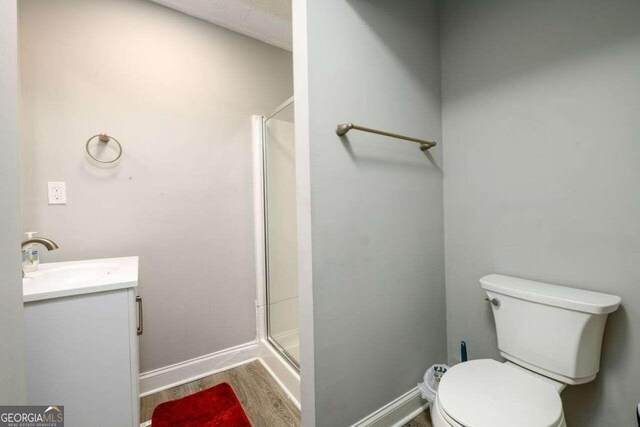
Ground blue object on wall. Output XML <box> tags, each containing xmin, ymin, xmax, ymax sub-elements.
<box><xmin>461</xmin><ymin>341</ymin><xmax>468</xmax><ymax>362</ymax></box>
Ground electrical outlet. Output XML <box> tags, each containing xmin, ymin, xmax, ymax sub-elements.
<box><xmin>48</xmin><ymin>182</ymin><xmax>67</xmax><ymax>204</ymax></box>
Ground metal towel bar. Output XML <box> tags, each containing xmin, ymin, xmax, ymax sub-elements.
<box><xmin>336</xmin><ymin>123</ymin><xmax>436</xmax><ymax>151</ymax></box>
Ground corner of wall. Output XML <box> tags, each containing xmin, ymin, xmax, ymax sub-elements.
<box><xmin>292</xmin><ymin>0</ymin><xmax>316</xmax><ymax>425</ymax></box>
<box><xmin>0</xmin><ymin>0</ymin><xmax>27</xmax><ymax>405</ymax></box>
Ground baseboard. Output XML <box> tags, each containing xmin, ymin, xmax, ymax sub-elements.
<box><xmin>350</xmin><ymin>386</ymin><xmax>429</xmax><ymax>427</ymax></box>
<box><xmin>258</xmin><ymin>338</ymin><xmax>301</xmax><ymax>409</ymax></box>
<box><xmin>139</xmin><ymin>340</ymin><xmax>259</xmax><ymax>397</ymax></box>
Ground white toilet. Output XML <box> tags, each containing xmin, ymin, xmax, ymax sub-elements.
<box><xmin>431</xmin><ymin>274</ymin><xmax>621</xmax><ymax>427</ymax></box>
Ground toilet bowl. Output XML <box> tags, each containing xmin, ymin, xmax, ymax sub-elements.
<box><xmin>431</xmin><ymin>360</ymin><xmax>566</xmax><ymax>427</ymax></box>
<box><xmin>431</xmin><ymin>274</ymin><xmax>621</xmax><ymax>427</ymax></box>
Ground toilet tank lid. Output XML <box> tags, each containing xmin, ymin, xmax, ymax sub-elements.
<box><xmin>480</xmin><ymin>274</ymin><xmax>621</xmax><ymax>314</ymax></box>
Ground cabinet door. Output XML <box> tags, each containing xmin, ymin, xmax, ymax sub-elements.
<box><xmin>25</xmin><ymin>289</ymin><xmax>136</xmax><ymax>426</ymax></box>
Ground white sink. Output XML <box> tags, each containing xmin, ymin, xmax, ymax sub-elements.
<box><xmin>26</xmin><ymin>262</ymin><xmax>119</xmax><ymax>285</ymax></box>
<box><xmin>23</xmin><ymin>257</ymin><xmax>138</xmax><ymax>303</ymax></box>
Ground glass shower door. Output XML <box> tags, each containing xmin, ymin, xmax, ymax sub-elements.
<box><xmin>264</xmin><ymin>100</ymin><xmax>299</xmax><ymax>368</ymax></box>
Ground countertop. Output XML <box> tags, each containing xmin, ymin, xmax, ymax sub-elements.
<box><xmin>23</xmin><ymin>256</ymin><xmax>138</xmax><ymax>303</ymax></box>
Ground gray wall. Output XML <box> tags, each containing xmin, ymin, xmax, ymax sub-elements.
<box><xmin>18</xmin><ymin>0</ymin><xmax>293</xmax><ymax>373</ymax></box>
<box><xmin>0</xmin><ymin>0</ymin><xmax>27</xmax><ymax>404</ymax></box>
<box><xmin>441</xmin><ymin>1</ymin><xmax>640</xmax><ymax>425</ymax></box>
<box><xmin>301</xmin><ymin>0</ymin><xmax>446</xmax><ymax>424</ymax></box>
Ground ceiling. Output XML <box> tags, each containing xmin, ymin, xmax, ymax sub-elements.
<box><xmin>150</xmin><ymin>0</ymin><xmax>292</xmax><ymax>51</ymax></box>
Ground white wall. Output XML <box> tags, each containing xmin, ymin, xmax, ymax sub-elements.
<box><xmin>18</xmin><ymin>0</ymin><xmax>293</xmax><ymax>373</ymax></box>
<box><xmin>291</xmin><ymin>0</ymin><xmax>316</xmax><ymax>422</ymax></box>
<box><xmin>441</xmin><ymin>1</ymin><xmax>640</xmax><ymax>425</ymax></box>
<box><xmin>0</xmin><ymin>0</ymin><xmax>27</xmax><ymax>404</ymax></box>
<box><xmin>297</xmin><ymin>0</ymin><xmax>446</xmax><ymax>424</ymax></box>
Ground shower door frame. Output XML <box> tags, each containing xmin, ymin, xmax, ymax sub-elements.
<box><xmin>252</xmin><ymin>97</ymin><xmax>300</xmax><ymax>378</ymax></box>
<box><xmin>261</xmin><ymin>97</ymin><xmax>300</xmax><ymax>371</ymax></box>
<box><xmin>251</xmin><ymin>111</ymin><xmax>300</xmax><ymax>409</ymax></box>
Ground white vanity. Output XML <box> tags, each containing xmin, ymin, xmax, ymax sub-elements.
<box><xmin>23</xmin><ymin>257</ymin><xmax>140</xmax><ymax>427</ymax></box>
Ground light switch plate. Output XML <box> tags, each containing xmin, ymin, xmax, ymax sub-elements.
<box><xmin>48</xmin><ymin>182</ymin><xmax>67</xmax><ymax>204</ymax></box>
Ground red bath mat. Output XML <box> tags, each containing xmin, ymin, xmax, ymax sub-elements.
<box><xmin>151</xmin><ymin>382</ymin><xmax>251</xmax><ymax>427</ymax></box>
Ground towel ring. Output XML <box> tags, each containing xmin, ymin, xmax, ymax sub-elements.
<box><xmin>86</xmin><ymin>133</ymin><xmax>122</xmax><ymax>164</ymax></box>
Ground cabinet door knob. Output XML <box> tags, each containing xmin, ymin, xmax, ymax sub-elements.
<box><xmin>136</xmin><ymin>296</ymin><xmax>143</xmax><ymax>336</ymax></box>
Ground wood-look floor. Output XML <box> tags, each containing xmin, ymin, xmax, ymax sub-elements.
<box><xmin>140</xmin><ymin>360</ymin><xmax>432</xmax><ymax>426</ymax></box>
<box><xmin>140</xmin><ymin>361</ymin><xmax>300</xmax><ymax>426</ymax></box>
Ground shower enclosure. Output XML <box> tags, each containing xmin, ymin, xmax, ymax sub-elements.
<box><xmin>262</xmin><ymin>97</ymin><xmax>299</xmax><ymax>369</ymax></box>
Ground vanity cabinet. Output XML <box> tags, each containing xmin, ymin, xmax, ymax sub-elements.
<box><xmin>23</xmin><ymin>257</ymin><xmax>140</xmax><ymax>427</ymax></box>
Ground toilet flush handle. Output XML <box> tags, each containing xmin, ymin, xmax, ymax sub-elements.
<box><xmin>485</xmin><ymin>297</ymin><xmax>500</xmax><ymax>307</ymax></box>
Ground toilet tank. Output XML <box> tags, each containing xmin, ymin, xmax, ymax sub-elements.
<box><xmin>480</xmin><ymin>274</ymin><xmax>621</xmax><ymax>385</ymax></box>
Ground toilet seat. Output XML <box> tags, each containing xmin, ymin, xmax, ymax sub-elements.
<box><xmin>437</xmin><ymin>359</ymin><xmax>564</xmax><ymax>427</ymax></box>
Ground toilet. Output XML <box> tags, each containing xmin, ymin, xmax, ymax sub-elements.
<box><xmin>431</xmin><ymin>274</ymin><xmax>621</xmax><ymax>427</ymax></box>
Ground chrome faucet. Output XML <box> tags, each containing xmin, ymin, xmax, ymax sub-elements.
<box><xmin>21</xmin><ymin>237</ymin><xmax>59</xmax><ymax>277</ymax></box>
